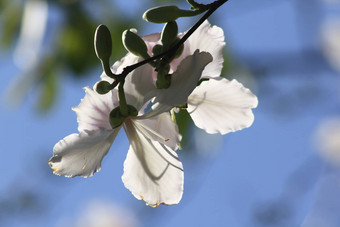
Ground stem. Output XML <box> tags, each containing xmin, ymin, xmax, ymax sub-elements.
<box><xmin>118</xmin><ymin>81</ymin><xmax>128</xmax><ymax>116</ymax></box>
<box><xmin>187</xmin><ymin>0</ymin><xmax>206</xmax><ymax>10</ymax></box>
<box><xmin>101</xmin><ymin>59</ymin><xmax>119</xmax><ymax>80</ymax></box>
<box><xmin>118</xmin><ymin>0</ymin><xmax>228</xmax><ymax>79</ymax></box>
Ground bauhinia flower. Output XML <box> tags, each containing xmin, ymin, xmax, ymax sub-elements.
<box><xmin>49</xmin><ymin>46</ymin><xmax>213</xmax><ymax>207</ymax></box>
<box><xmin>49</xmin><ymin>18</ymin><xmax>257</xmax><ymax>208</ymax></box>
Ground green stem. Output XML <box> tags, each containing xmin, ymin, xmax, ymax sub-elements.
<box><xmin>118</xmin><ymin>81</ymin><xmax>128</xmax><ymax>116</ymax></box>
<box><xmin>101</xmin><ymin>59</ymin><xmax>119</xmax><ymax>80</ymax></box>
<box><xmin>187</xmin><ymin>0</ymin><xmax>206</xmax><ymax>10</ymax></box>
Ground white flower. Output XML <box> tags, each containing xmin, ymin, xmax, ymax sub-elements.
<box><xmin>72</xmin><ymin>200</ymin><xmax>138</xmax><ymax>227</ymax></box>
<box><xmin>49</xmin><ymin>47</ymin><xmax>212</xmax><ymax>207</ymax></box>
<box><xmin>315</xmin><ymin>117</ymin><xmax>340</xmax><ymax>167</ymax></box>
<box><xmin>321</xmin><ymin>18</ymin><xmax>340</xmax><ymax>72</ymax></box>
<box><xmin>49</xmin><ymin>19</ymin><xmax>257</xmax><ymax>207</ymax></box>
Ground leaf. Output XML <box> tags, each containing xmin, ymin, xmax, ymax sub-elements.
<box><xmin>0</xmin><ymin>1</ymin><xmax>23</xmax><ymax>48</ymax></box>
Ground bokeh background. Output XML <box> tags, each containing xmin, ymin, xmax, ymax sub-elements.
<box><xmin>1</xmin><ymin>0</ymin><xmax>340</xmax><ymax>226</ymax></box>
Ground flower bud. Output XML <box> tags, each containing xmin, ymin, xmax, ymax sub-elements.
<box><xmin>143</xmin><ymin>6</ymin><xmax>197</xmax><ymax>24</ymax></box>
<box><xmin>161</xmin><ymin>21</ymin><xmax>178</xmax><ymax>50</ymax></box>
<box><xmin>109</xmin><ymin>104</ymin><xmax>138</xmax><ymax>128</ymax></box>
<box><xmin>109</xmin><ymin>107</ymin><xmax>125</xmax><ymax>128</ymax></box>
<box><xmin>95</xmin><ymin>81</ymin><xmax>112</xmax><ymax>94</ymax></box>
<box><xmin>127</xmin><ymin>105</ymin><xmax>138</xmax><ymax>117</ymax></box>
<box><xmin>156</xmin><ymin>73</ymin><xmax>171</xmax><ymax>89</ymax></box>
<box><xmin>152</xmin><ymin>44</ymin><xmax>163</xmax><ymax>56</ymax></box>
<box><xmin>156</xmin><ymin>64</ymin><xmax>171</xmax><ymax>89</ymax></box>
<box><xmin>122</xmin><ymin>30</ymin><xmax>149</xmax><ymax>59</ymax></box>
<box><xmin>172</xmin><ymin>37</ymin><xmax>184</xmax><ymax>59</ymax></box>
<box><xmin>94</xmin><ymin>24</ymin><xmax>112</xmax><ymax>62</ymax></box>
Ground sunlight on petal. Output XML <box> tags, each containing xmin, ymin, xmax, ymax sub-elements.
<box><xmin>73</xmin><ymin>87</ymin><xmax>118</xmax><ymax>132</ymax></box>
<box><xmin>133</xmin><ymin>112</ymin><xmax>181</xmax><ymax>150</ymax></box>
<box><xmin>187</xmin><ymin>20</ymin><xmax>225</xmax><ymax>78</ymax></box>
<box><xmin>49</xmin><ymin>128</ymin><xmax>121</xmax><ymax>177</ymax></box>
<box><xmin>122</xmin><ymin>120</ymin><xmax>183</xmax><ymax>207</ymax></box>
<box><xmin>188</xmin><ymin>77</ymin><xmax>258</xmax><ymax>134</ymax></box>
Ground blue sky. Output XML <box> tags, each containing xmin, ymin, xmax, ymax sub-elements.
<box><xmin>1</xmin><ymin>0</ymin><xmax>340</xmax><ymax>226</ymax></box>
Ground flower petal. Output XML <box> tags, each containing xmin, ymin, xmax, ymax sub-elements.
<box><xmin>134</xmin><ymin>112</ymin><xmax>181</xmax><ymax>150</ymax></box>
<box><xmin>73</xmin><ymin>87</ymin><xmax>118</xmax><ymax>132</ymax></box>
<box><xmin>187</xmin><ymin>20</ymin><xmax>225</xmax><ymax>78</ymax></box>
<box><xmin>187</xmin><ymin>77</ymin><xmax>258</xmax><ymax>134</ymax></box>
<box><xmin>152</xmin><ymin>50</ymin><xmax>213</xmax><ymax>113</ymax></box>
<box><xmin>123</xmin><ymin>57</ymin><xmax>157</xmax><ymax>111</ymax></box>
<box><xmin>49</xmin><ymin>128</ymin><xmax>120</xmax><ymax>177</ymax></box>
<box><xmin>122</xmin><ymin>120</ymin><xmax>184</xmax><ymax>207</ymax></box>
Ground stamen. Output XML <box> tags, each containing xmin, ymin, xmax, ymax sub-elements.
<box><xmin>133</xmin><ymin>120</ymin><xmax>169</xmax><ymax>142</ymax></box>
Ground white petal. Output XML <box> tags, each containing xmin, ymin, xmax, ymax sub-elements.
<box><xmin>73</xmin><ymin>87</ymin><xmax>118</xmax><ymax>132</ymax></box>
<box><xmin>187</xmin><ymin>20</ymin><xmax>225</xmax><ymax>78</ymax></box>
<box><xmin>187</xmin><ymin>78</ymin><xmax>258</xmax><ymax>134</ymax></box>
<box><xmin>152</xmin><ymin>50</ymin><xmax>213</xmax><ymax>113</ymax></box>
<box><xmin>122</xmin><ymin>120</ymin><xmax>184</xmax><ymax>207</ymax></box>
<box><xmin>142</xmin><ymin>32</ymin><xmax>161</xmax><ymax>43</ymax></box>
<box><xmin>123</xmin><ymin>56</ymin><xmax>157</xmax><ymax>111</ymax></box>
<box><xmin>133</xmin><ymin>112</ymin><xmax>181</xmax><ymax>150</ymax></box>
<box><xmin>49</xmin><ymin>128</ymin><xmax>120</xmax><ymax>177</ymax></box>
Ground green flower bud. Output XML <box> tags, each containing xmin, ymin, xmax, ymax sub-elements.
<box><xmin>127</xmin><ymin>104</ymin><xmax>138</xmax><ymax>117</ymax></box>
<box><xmin>152</xmin><ymin>44</ymin><xmax>163</xmax><ymax>56</ymax></box>
<box><xmin>156</xmin><ymin>64</ymin><xmax>171</xmax><ymax>89</ymax></box>
<box><xmin>161</xmin><ymin>21</ymin><xmax>178</xmax><ymax>50</ymax></box>
<box><xmin>156</xmin><ymin>73</ymin><xmax>171</xmax><ymax>89</ymax></box>
<box><xmin>172</xmin><ymin>37</ymin><xmax>184</xmax><ymax>59</ymax></box>
<box><xmin>109</xmin><ymin>104</ymin><xmax>138</xmax><ymax>129</ymax></box>
<box><xmin>94</xmin><ymin>24</ymin><xmax>112</xmax><ymax>62</ymax></box>
<box><xmin>143</xmin><ymin>5</ymin><xmax>201</xmax><ymax>24</ymax></box>
<box><xmin>109</xmin><ymin>106</ymin><xmax>125</xmax><ymax>128</ymax></box>
<box><xmin>95</xmin><ymin>81</ymin><xmax>112</xmax><ymax>94</ymax></box>
<box><xmin>143</xmin><ymin>6</ymin><xmax>181</xmax><ymax>24</ymax></box>
<box><xmin>122</xmin><ymin>30</ymin><xmax>149</xmax><ymax>59</ymax></box>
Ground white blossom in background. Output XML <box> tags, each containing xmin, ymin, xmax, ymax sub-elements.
<box><xmin>59</xmin><ymin>200</ymin><xmax>138</xmax><ymax>227</ymax></box>
<box><xmin>315</xmin><ymin>117</ymin><xmax>340</xmax><ymax>167</ymax></box>
<box><xmin>321</xmin><ymin>18</ymin><xmax>340</xmax><ymax>72</ymax></box>
<box><xmin>6</xmin><ymin>0</ymin><xmax>48</xmax><ymax>107</ymax></box>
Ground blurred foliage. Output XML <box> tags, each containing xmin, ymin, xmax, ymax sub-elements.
<box><xmin>0</xmin><ymin>0</ymin><xmax>138</xmax><ymax>111</ymax></box>
<box><xmin>0</xmin><ymin>1</ymin><xmax>24</xmax><ymax>49</ymax></box>
<box><xmin>175</xmin><ymin>109</ymin><xmax>193</xmax><ymax>148</ymax></box>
